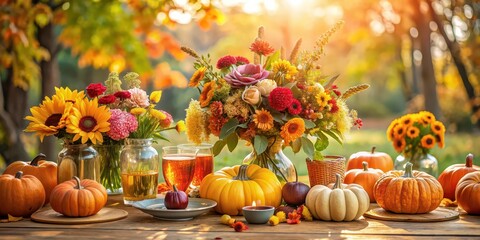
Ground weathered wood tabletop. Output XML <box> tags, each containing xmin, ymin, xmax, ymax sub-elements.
<box><xmin>1</xmin><ymin>194</ymin><xmax>479</xmax><ymax>239</ymax></box>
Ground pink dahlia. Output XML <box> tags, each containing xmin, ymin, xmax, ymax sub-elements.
<box><xmin>86</xmin><ymin>83</ymin><xmax>106</xmax><ymax>98</ymax></box>
<box><xmin>268</xmin><ymin>87</ymin><xmax>294</xmax><ymax>111</ymax></box>
<box><xmin>216</xmin><ymin>55</ymin><xmax>237</xmax><ymax>69</ymax></box>
<box><xmin>288</xmin><ymin>99</ymin><xmax>303</xmax><ymax>115</ymax></box>
<box><xmin>107</xmin><ymin>109</ymin><xmax>138</xmax><ymax>141</ymax></box>
<box><xmin>224</xmin><ymin>64</ymin><xmax>269</xmax><ymax>88</ymax></box>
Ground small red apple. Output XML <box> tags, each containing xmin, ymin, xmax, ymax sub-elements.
<box><xmin>164</xmin><ymin>185</ymin><xmax>189</xmax><ymax>209</ymax></box>
<box><xmin>282</xmin><ymin>181</ymin><xmax>310</xmax><ymax>206</ymax></box>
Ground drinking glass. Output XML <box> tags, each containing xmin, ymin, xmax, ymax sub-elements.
<box><xmin>161</xmin><ymin>146</ymin><xmax>198</xmax><ymax>191</ymax></box>
<box><xmin>178</xmin><ymin>143</ymin><xmax>214</xmax><ymax>187</ymax></box>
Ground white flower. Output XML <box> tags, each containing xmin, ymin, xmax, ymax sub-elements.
<box><xmin>126</xmin><ymin>88</ymin><xmax>150</xmax><ymax>108</ymax></box>
<box><xmin>256</xmin><ymin>79</ymin><xmax>277</xmax><ymax>97</ymax></box>
<box><xmin>242</xmin><ymin>86</ymin><xmax>261</xmax><ymax>105</ymax></box>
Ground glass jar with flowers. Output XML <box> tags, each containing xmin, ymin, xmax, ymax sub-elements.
<box><xmin>386</xmin><ymin>111</ymin><xmax>446</xmax><ymax>177</ymax></box>
<box><xmin>25</xmin><ymin>87</ymin><xmax>112</xmax><ymax>184</ymax></box>
<box><xmin>182</xmin><ymin>23</ymin><xmax>368</xmax><ymax>183</ymax></box>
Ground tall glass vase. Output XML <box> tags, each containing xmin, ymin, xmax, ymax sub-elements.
<box><xmin>95</xmin><ymin>144</ymin><xmax>123</xmax><ymax>195</ymax></box>
<box><xmin>242</xmin><ymin>136</ymin><xmax>296</xmax><ymax>183</ymax></box>
<box><xmin>394</xmin><ymin>153</ymin><xmax>438</xmax><ymax>177</ymax></box>
<box><xmin>57</xmin><ymin>142</ymin><xmax>100</xmax><ymax>184</ymax></box>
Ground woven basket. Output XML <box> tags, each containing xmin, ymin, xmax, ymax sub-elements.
<box><xmin>306</xmin><ymin>156</ymin><xmax>346</xmax><ymax>187</ymax></box>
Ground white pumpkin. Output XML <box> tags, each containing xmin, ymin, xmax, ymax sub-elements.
<box><xmin>305</xmin><ymin>174</ymin><xmax>370</xmax><ymax>221</ymax></box>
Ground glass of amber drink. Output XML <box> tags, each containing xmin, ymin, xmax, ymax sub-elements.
<box><xmin>178</xmin><ymin>143</ymin><xmax>214</xmax><ymax>187</ymax></box>
<box><xmin>162</xmin><ymin>146</ymin><xmax>198</xmax><ymax>191</ymax></box>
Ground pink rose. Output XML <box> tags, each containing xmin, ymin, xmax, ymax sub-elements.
<box><xmin>224</xmin><ymin>64</ymin><xmax>269</xmax><ymax>88</ymax></box>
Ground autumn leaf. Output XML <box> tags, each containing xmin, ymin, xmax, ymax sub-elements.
<box><xmin>153</xmin><ymin>62</ymin><xmax>187</xmax><ymax>89</ymax></box>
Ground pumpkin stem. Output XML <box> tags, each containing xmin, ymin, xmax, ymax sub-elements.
<box><xmin>362</xmin><ymin>161</ymin><xmax>369</xmax><ymax>171</ymax></box>
<box><xmin>15</xmin><ymin>171</ymin><xmax>23</xmax><ymax>179</ymax></box>
<box><xmin>466</xmin><ymin>154</ymin><xmax>474</xmax><ymax>168</ymax></box>
<box><xmin>332</xmin><ymin>173</ymin><xmax>343</xmax><ymax>189</ymax></box>
<box><xmin>234</xmin><ymin>165</ymin><xmax>250</xmax><ymax>181</ymax></box>
<box><xmin>30</xmin><ymin>153</ymin><xmax>47</xmax><ymax>166</ymax></box>
<box><xmin>173</xmin><ymin>184</ymin><xmax>178</xmax><ymax>192</ymax></box>
<box><xmin>371</xmin><ymin>146</ymin><xmax>376</xmax><ymax>154</ymax></box>
<box><xmin>73</xmin><ymin>176</ymin><xmax>83</xmax><ymax>190</ymax></box>
<box><xmin>403</xmin><ymin>162</ymin><xmax>414</xmax><ymax>178</ymax></box>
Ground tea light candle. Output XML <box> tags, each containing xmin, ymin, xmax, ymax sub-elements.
<box><xmin>242</xmin><ymin>201</ymin><xmax>275</xmax><ymax>224</ymax></box>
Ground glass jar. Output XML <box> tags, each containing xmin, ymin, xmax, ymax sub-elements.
<box><xmin>57</xmin><ymin>142</ymin><xmax>100</xmax><ymax>184</ymax></box>
<box><xmin>94</xmin><ymin>144</ymin><xmax>123</xmax><ymax>195</ymax></box>
<box><xmin>120</xmin><ymin>138</ymin><xmax>159</xmax><ymax>205</ymax></box>
<box><xmin>242</xmin><ymin>136</ymin><xmax>296</xmax><ymax>183</ymax></box>
<box><xmin>395</xmin><ymin>153</ymin><xmax>438</xmax><ymax>177</ymax></box>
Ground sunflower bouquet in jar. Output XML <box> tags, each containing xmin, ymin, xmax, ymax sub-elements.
<box><xmin>183</xmin><ymin>23</ymin><xmax>368</xmax><ymax>182</ymax></box>
<box><xmin>386</xmin><ymin>111</ymin><xmax>446</xmax><ymax>176</ymax></box>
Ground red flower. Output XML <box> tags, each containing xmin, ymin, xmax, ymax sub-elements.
<box><xmin>288</xmin><ymin>99</ymin><xmax>303</xmax><ymax>115</ymax></box>
<box><xmin>209</xmin><ymin>101</ymin><xmax>228</xmax><ymax>136</ymax></box>
<box><xmin>354</xmin><ymin>118</ymin><xmax>363</xmax><ymax>129</ymax></box>
<box><xmin>249</xmin><ymin>39</ymin><xmax>275</xmax><ymax>56</ymax></box>
<box><xmin>98</xmin><ymin>95</ymin><xmax>116</xmax><ymax>104</ymax></box>
<box><xmin>159</xmin><ymin>110</ymin><xmax>173</xmax><ymax>128</ymax></box>
<box><xmin>232</xmin><ymin>221</ymin><xmax>248</xmax><ymax>232</ymax></box>
<box><xmin>287</xmin><ymin>211</ymin><xmax>301</xmax><ymax>224</ymax></box>
<box><xmin>268</xmin><ymin>87</ymin><xmax>293</xmax><ymax>111</ymax></box>
<box><xmin>328</xmin><ymin>99</ymin><xmax>338</xmax><ymax>113</ymax></box>
<box><xmin>86</xmin><ymin>83</ymin><xmax>107</xmax><ymax>98</ymax></box>
<box><xmin>114</xmin><ymin>90</ymin><xmax>131</xmax><ymax>100</ymax></box>
<box><xmin>216</xmin><ymin>55</ymin><xmax>237</xmax><ymax>69</ymax></box>
<box><xmin>235</xmin><ymin>56</ymin><xmax>250</xmax><ymax>65</ymax></box>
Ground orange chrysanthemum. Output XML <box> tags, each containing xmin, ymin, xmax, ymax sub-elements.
<box><xmin>189</xmin><ymin>67</ymin><xmax>206</xmax><ymax>87</ymax></box>
<box><xmin>253</xmin><ymin>109</ymin><xmax>274</xmax><ymax>131</ymax></box>
<box><xmin>421</xmin><ymin>135</ymin><xmax>436</xmax><ymax>149</ymax></box>
<box><xmin>249</xmin><ymin>39</ymin><xmax>275</xmax><ymax>56</ymax></box>
<box><xmin>199</xmin><ymin>81</ymin><xmax>216</xmax><ymax>107</ymax></box>
<box><xmin>393</xmin><ymin>137</ymin><xmax>406</xmax><ymax>153</ymax></box>
<box><xmin>431</xmin><ymin>121</ymin><xmax>446</xmax><ymax>136</ymax></box>
<box><xmin>406</xmin><ymin>126</ymin><xmax>420</xmax><ymax>139</ymax></box>
<box><xmin>280</xmin><ymin>118</ymin><xmax>305</xmax><ymax>145</ymax></box>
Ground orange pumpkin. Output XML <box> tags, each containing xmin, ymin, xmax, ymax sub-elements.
<box><xmin>344</xmin><ymin>161</ymin><xmax>384</xmax><ymax>202</ymax></box>
<box><xmin>346</xmin><ymin>147</ymin><xmax>393</xmax><ymax>172</ymax></box>
<box><xmin>438</xmin><ymin>154</ymin><xmax>479</xmax><ymax>201</ymax></box>
<box><xmin>4</xmin><ymin>153</ymin><xmax>57</xmax><ymax>205</ymax></box>
<box><xmin>50</xmin><ymin>176</ymin><xmax>107</xmax><ymax>217</ymax></box>
<box><xmin>0</xmin><ymin>171</ymin><xmax>46</xmax><ymax>217</ymax></box>
<box><xmin>455</xmin><ymin>171</ymin><xmax>480</xmax><ymax>215</ymax></box>
<box><xmin>373</xmin><ymin>162</ymin><xmax>443</xmax><ymax>214</ymax></box>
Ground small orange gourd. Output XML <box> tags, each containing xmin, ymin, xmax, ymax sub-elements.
<box><xmin>4</xmin><ymin>153</ymin><xmax>57</xmax><ymax>205</ymax></box>
<box><xmin>50</xmin><ymin>177</ymin><xmax>107</xmax><ymax>217</ymax></box>
<box><xmin>0</xmin><ymin>171</ymin><xmax>46</xmax><ymax>217</ymax></box>
<box><xmin>346</xmin><ymin>147</ymin><xmax>393</xmax><ymax>173</ymax></box>
<box><xmin>344</xmin><ymin>161</ymin><xmax>384</xmax><ymax>202</ymax></box>
<box><xmin>455</xmin><ymin>171</ymin><xmax>480</xmax><ymax>215</ymax></box>
<box><xmin>374</xmin><ymin>162</ymin><xmax>443</xmax><ymax>214</ymax></box>
<box><xmin>438</xmin><ymin>154</ymin><xmax>479</xmax><ymax>201</ymax></box>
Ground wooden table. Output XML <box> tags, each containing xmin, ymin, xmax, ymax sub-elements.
<box><xmin>1</xmin><ymin>195</ymin><xmax>479</xmax><ymax>239</ymax></box>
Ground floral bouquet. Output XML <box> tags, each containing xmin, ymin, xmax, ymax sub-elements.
<box><xmin>84</xmin><ymin>72</ymin><xmax>185</xmax><ymax>192</ymax></box>
<box><xmin>182</xmin><ymin>23</ymin><xmax>368</xmax><ymax>181</ymax></box>
<box><xmin>386</xmin><ymin>111</ymin><xmax>446</xmax><ymax>174</ymax></box>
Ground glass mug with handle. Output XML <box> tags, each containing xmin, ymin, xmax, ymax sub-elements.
<box><xmin>178</xmin><ymin>143</ymin><xmax>214</xmax><ymax>187</ymax></box>
<box><xmin>161</xmin><ymin>146</ymin><xmax>198</xmax><ymax>191</ymax></box>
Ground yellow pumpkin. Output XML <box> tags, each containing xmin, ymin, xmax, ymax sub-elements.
<box><xmin>199</xmin><ymin>164</ymin><xmax>282</xmax><ymax>215</ymax></box>
<box><xmin>305</xmin><ymin>174</ymin><xmax>370</xmax><ymax>221</ymax></box>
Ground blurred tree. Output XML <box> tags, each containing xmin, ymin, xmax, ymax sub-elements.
<box><xmin>0</xmin><ymin>0</ymin><xmax>224</xmax><ymax>164</ymax></box>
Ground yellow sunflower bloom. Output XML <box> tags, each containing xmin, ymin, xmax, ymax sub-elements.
<box><xmin>436</xmin><ymin>133</ymin><xmax>445</xmax><ymax>148</ymax></box>
<box><xmin>280</xmin><ymin>118</ymin><xmax>305</xmax><ymax>145</ymax></box>
<box><xmin>393</xmin><ymin>137</ymin><xmax>406</xmax><ymax>153</ymax></box>
<box><xmin>316</xmin><ymin>91</ymin><xmax>331</xmax><ymax>109</ymax></box>
<box><xmin>253</xmin><ymin>109</ymin><xmax>274</xmax><ymax>131</ymax></box>
<box><xmin>406</xmin><ymin>126</ymin><xmax>420</xmax><ymax>139</ymax></box>
<box><xmin>431</xmin><ymin>121</ymin><xmax>446</xmax><ymax>135</ymax></box>
<box><xmin>393</xmin><ymin>124</ymin><xmax>406</xmax><ymax>139</ymax></box>
<box><xmin>420</xmin><ymin>135</ymin><xmax>436</xmax><ymax>149</ymax></box>
<box><xmin>189</xmin><ymin>67</ymin><xmax>206</xmax><ymax>87</ymax></box>
<box><xmin>271</xmin><ymin>59</ymin><xmax>298</xmax><ymax>82</ymax></box>
<box><xmin>400</xmin><ymin>115</ymin><xmax>414</xmax><ymax>128</ymax></box>
<box><xmin>66</xmin><ymin>98</ymin><xmax>111</xmax><ymax>144</ymax></box>
<box><xmin>386</xmin><ymin>119</ymin><xmax>399</xmax><ymax>141</ymax></box>
<box><xmin>54</xmin><ymin>87</ymin><xmax>85</xmax><ymax>103</ymax></box>
<box><xmin>419</xmin><ymin>111</ymin><xmax>435</xmax><ymax>125</ymax></box>
<box><xmin>24</xmin><ymin>95</ymin><xmax>72</xmax><ymax>142</ymax></box>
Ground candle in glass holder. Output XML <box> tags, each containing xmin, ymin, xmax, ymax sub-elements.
<box><xmin>242</xmin><ymin>201</ymin><xmax>275</xmax><ymax>224</ymax></box>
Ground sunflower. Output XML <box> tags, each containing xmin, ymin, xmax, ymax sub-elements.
<box><xmin>431</xmin><ymin>121</ymin><xmax>446</xmax><ymax>135</ymax></box>
<box><xmin>400</xmin><ymin>114</ymin><xmax>414</xmax><ymax>128</ymax></box>
<box><xmin>280</xmin><ymin>118</ymin><xmax>305</xmax><ymax>145</ymax></box>
<box><xmin>253</xmin><ymin>109</ymin><xmax>274</xmax><ymax>131</ymax></box>
<box><xmin>315</xmin><ymin>91</ymin><xmax>331</xmax><ymax>109</ymax></box>
<box><xmin>66</xmin><ymin>98</ymin><xmax>111</xmax><ymax>144</ymax></box>
<box><xmin>54</xmin><ymin>87</ymin><xmax>85</xmax><ymax>103</ymax></box>
<box><xmin>24</xmin><ymin>95</ymin><xmax>72</xmax><ymax>142</ymax></box>
<box><xmin>420</xmin><ymin>135</ymin><xmax>436</xmax><ymax>149</ymax></box>
<box><xmin>419</xmin><ymin>111</ymin><xmax>435</xmax><ymax>125</ymax></box>
<box><xmin>199</xmin><ymin>81</ymin><xmax>216</xmax><ymax>107</ymax></box>
<box><xmin>271</xmin><ymin>60</ymin><xmax>298</xmax><ymax>82</ymax></box>
<box><xmin>406</xmin><ymin>126</ymin><xmax>420</xmax><ymax>139</ymax></box>
<box><xmin>189</xmin><ymin>67</ymin><xmax>206</xmax><ymax>87</ymax></box>
<box><xmin>435</xmin><ymin>133</ymin><xmax>445</xmax><ymax>148</ymax></box>
<box><xmin>393</xmin><ymin>124</ymin><xmax>406</xmax><ymax>139</ymax></box>
<box><xmin>393</xmin><ymin>137</ymin><xmax>406</xmax><ymax>153</ymax></box>
<box><xmin>386</xmin><ymin>119</ymin><xmax>399</xmax><ymax>141</ymax></box>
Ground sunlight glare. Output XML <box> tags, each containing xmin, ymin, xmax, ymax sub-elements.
<box><xmin>242</xmin><ymin>0</ymin><xmax>262</xmax><ymax>14</ymax></box>
<box><xmin>464</xmin><ymin>5</ymin><xmax>473</xmax><ymax>19</ymax></box>
<box><xmin>169</xmin><ymin>9</ymin><xmax>192</xmax><ymax>24</ymax></box>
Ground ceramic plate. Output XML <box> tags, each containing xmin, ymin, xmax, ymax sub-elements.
<box><xmin>132</xmin><ymin>198</ymin><xmax>217</xmax><ymax>221</ymax></box>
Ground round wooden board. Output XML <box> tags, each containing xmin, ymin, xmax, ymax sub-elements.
<box><xmin>364</xmin><ymin>207</ymin><xmax>459</xmax><ymax>222</ymax></box>
<box><xmin>31</xmin><ymin>207</ymin><xmax>128</xmax><ymax>225</ymax></box>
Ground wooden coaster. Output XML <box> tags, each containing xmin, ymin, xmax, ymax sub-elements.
<box><xmin>31</xmin><ymin>207</ymin><xmax>128</xmax><ymax>224</ymax></box>
<box><xmin>364</xmin><ymin>207</ymin><xmax>459</xmax><ymax>222</ymax></box>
